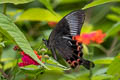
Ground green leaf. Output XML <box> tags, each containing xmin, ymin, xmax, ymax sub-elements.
<box><xmin>106</xmin><ymin>14</ymin><xmax>120</xmax><ymax>22</ymax></box>
<box><xmin>92</xmin><ymin>74</ymin><xmax>112</xmax><ymax>80</ymax></box>
<box><xmin>94</xmin><ymin>58</ymin><xmax>113</xmax><ymax>64</ymax></box>
<box><xmin>83</xmin><ymin>0</ymin><xmax>120</xmax><ymax>9</ymax></box>
<box><xmin>60</xmin><ymin>0</ymin><xmax>86</xmax><ymax>4</ymax></box>
<box><xmin>82</xmin><ymin>44</ymin><xmax>89</xmax><ymax>55</ymax></box>
<box><xmin>111</xmin><ymin>75</ymin><xmax>120</xmax><ymax>80</ymax></box>
<box><xmin>89</xmin><ymin>44</ymin><xmax>106</xmax><ymax>53</ymax></box>
<box><xmin>94</xmin><ymin>68</ymin><xmax>108</xmax><ymax>75</ymax></box>
<box><xmin>0</xmin><ymin>64</ymin><xmax>2</xmax><ymax>68</ymax></box>
<box><xmin>0</xmin><ymin>58</ymin><xmax>14</xmax><ymax>62</ymax></box>
<box><xmin>37</xmin><ymin>70</ymin><xmax>63</xmax><ymax>80</ymax></box>
<box><xmin>38</xmin><ymin>0</ymin><xmax>55</xmax><ymax>14</ymax></box>
<box><xmin>20</xmin><ymin>65</ymin><xmax>44</xmax><ymax>76</ymax></box>
<box><xmin>107</xmin><ymin>54</ymin><xmax>120</xmax><ymax>76</ymax></box>
<box><xmin>45</xmin><ymin>64</ymin><xmax>64</xmax><ymax>71</ymax></box>
<box><xmin>45</xmin><ymin>58</ymin><xmax>70</xmax><ymax>70</ymax></box>
<box><xmin>18</xmin><ymin>8</ymin><xmax>61</xmax><ymax>22</ymax></box>
<box><xmin>4</xmin><ymin>60</ymin><xmax>17</xmax><ymax>70</ymax></box>
<box><xmin>105</xmin><ymin>22</ymin><xmax>120</xmax><ymax>39</ymax></box>
<box><xmin>81</xmin><ymin>24</ymin><xmax>93</xmax><ymax>33</ymax></box>
<box><xmin>58</xmin><ymin>74</ymin><xmax>76</xmax><ymax>80</ymax></box>
<box><xmin>111</xmin><ymin>6</ymin><xmax>120</xmax><ymax>14</ymax></box>
<box><xmin>0</xmin><ymin>13</ymin><xmax>48</xmax><ymax>69</ymax></box>
<box><xmin>0</xmin><ymin>0</ymin><xmax>34</xmax><ymax>5</ymax></box>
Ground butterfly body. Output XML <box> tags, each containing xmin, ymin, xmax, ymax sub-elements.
<box><xmin>43</xmin><ymin>10</ymin><xmax>94</xmax><ymax>69</ymax></box>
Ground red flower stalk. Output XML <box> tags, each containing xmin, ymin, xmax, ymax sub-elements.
<box><xmin>73</xmin><ymin>30</ymin><xmax>106</xmax><ymax>45</ymax></box>
<box><xmin>48</xmin><ymin>21</ymin><xmax>57</xmax><ymax>27</ymax></box>
<box><xmin>18</xmin><ymin>50</ymin><xmax>42</xmax><ymax>67</ymax></box>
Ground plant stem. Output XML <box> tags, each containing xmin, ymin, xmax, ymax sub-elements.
<box><xmin>106</xmin><ymin>37</ymin><xmax>118</xmax><ymax>56</ymax></box>
<box><xmin>0</xmin><ymin>69</ymin><xmax>9</xmax><ymax>80</ymax></box>
<box><xmin>3</xmin><ymin>4</ymin><xmax>7</xmax><ymax>15</ymax></box>
<box><xmin>0</xmin><ymin>46</ymin><xmax>3</xmax><ymax>62</ymax></box>
<box><xmin>89</xmin><ymin>68</ymin><xmax>92</xmax><ymax>80</ymax></box>
<box><xmin>89</xmin><ymin>47</ymin><xmax>94</xmax><ymax>80</ymax></box>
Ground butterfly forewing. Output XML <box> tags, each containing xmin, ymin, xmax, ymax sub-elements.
<box><xmin>49</xmin><ymin>10</ymin><xmax>85</xmax><ymax>42</ymax></box>
<box><xmin>65</xmin><ymin>10</ymin><xmax>85</xmax><ymax>36</ymax></box>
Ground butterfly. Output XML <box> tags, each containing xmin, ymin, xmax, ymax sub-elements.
<box><xmin>43</xmin><ymin>10</ymin><xmax>94</xmax><ymax>69</ymax></box>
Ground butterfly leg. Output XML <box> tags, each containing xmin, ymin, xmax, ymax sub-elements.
<box><xmin>50</xmin><ymin>48</ymin><xmax>57</xmax><ymax>60</ymax></box>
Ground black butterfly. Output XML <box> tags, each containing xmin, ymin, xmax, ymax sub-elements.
<box><xmin>43</xmin><ymin>10</ymin><xmax>94</xmax><ymax>69</ymax></box>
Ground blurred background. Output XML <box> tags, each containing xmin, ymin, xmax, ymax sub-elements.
<box><xmin>0</xmin><ymin>0</ymin><xmax>120</xmax><ymax>80</ymax></box>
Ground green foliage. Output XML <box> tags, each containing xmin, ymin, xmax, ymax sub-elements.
<box><xmin>0</xmin><ymin>0</ymin><xmax>34</xmax><ymax>5</ymax></box>
<box><xmin>94</xmin><ymin>58</ymin><xmax>113</xmax><ymax>64</ymax></box>
<box><xmin>37</xmin><ymin>70</ymin><xmax>63</xmax><ymax>80</ymax></box>
<box><xmin>111</xmin><ymin>6</ymin><xmax>120</xmax><ymax>15</ymax></box>
<box><xmin>107</xmin><ymin>14</ymin><xmax>120</xmax><ymax>22</ymax></box>
<box><xmin>0</xmin><ymin>0</ymin><xmax>120</xmax><ymax>80</ymax></box>
<box><xmin>60</xmin><ymin>0</ymin><xmax>86</xmax><ymax>4</ymax></box>
<box><xmin>107</xmin><ymin>54</ymin><xmax>120</xmax><ymax>78</ymax></box>
<box><xmin>105</xmin><ymin>22</ymin><xmax>120</xmax><ymax>39</ymax></box>
<box><xmin>92</xmin><ymin>74</ymin><xmax>112</xmax><ymax>80</ymax></box>
<box><xmin>38</xmin><ymin>0</ymin><xmax>55</xmax><ymax>14</ymax></box>
<box><xmin>83</xmin><ymin>0</ymin><xmax>120</xmax><ymax>9</ymax></box>
<box><xmin>20</xmin><ymin>65</ymin><xmax>44</xmax><ymax>76</ymax></box>
<box><xmin>107</xmin><ymin>6</ymin><xmax>120</xmax><ymax>22</ymax></box>
<box><xmin>18</xmin><ymin>8</ymin><xmax>61</xmax><ymax>22</ymax></box>
<box><xmin>0</xmin><ymin>13</ymin><xmax>47</xmax><ymax>69</ymax></box>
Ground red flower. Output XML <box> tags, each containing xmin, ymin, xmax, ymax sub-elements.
<box><xmin>90</xmin><ymin>30</ymin><xmax>106</xmax><ymax>44</ymax></box>
<box><xmin>48</xmin><ymin>21</ymin><xmax>57</xmax><ymax>27</ymax></box>
<box><xmin>73</xmin><ymin>30</ymin><xmax>106</xmax><ymax>45</ymax></box>
<box><xmin>18</xmin><ymin>50</ymin><xmax>42</xmax><ymax>67</ymax></box>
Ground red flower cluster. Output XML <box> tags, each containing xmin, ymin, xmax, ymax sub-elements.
<box><xmin>18</xmin><ymin>50</ymin><xmax>42</xmax><ymax>67</ymax></box>
<box><xmin>48</xmin><ymin>21</ymin><xmax>57</xmax><ymax>27</ymax></box>
<box><xmin>73</xmin><ymin>30</ymin><xmax>106</xmax><ymax>45</ymax></box>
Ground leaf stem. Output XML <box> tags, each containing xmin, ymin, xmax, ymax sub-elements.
<box><xmin>3</xmin><ymin>4</ymin><xmax>7</xmax><ymax>15</ymax></box>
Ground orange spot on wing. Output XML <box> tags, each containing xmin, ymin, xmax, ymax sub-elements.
<box><xmin>67</xmin><ymin>60</ymin><xmax>71</xmax><ymax>64</ymax></box>
<box><xmin>71</xmin><ymin>61</ymin><xmax>77</xmax><ymax>67</ymax></box>
<box><xmin>77</xmin><ymin>46</ymin><xmax>81</xmax><ymax>51</ymax></box>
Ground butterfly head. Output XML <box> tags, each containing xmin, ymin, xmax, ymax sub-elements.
<box><xmin>42</xmin><ymin>38</ymin><xmax>49</xmax><ymax>48</ymax></box>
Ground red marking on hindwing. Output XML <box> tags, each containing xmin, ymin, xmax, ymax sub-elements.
<box><xmin>76</xmin><ymin>41</ymin><xmax>79</xmax><ymax>45</ymax></box>
<box><xmin>71</xmin><ymin>60</ymin><xmax>77</xmax><ymax>67</ymax></box>
<box><xmin>77</xmin><ymin>46</ymin><xmax>81</xmax><ymax>51</ymax></box>
<box><xmin>67</xmin><ymin>60</ymin><xmax>71</xmax><ymax>64</ymax></box>
<box><xmin>78</xmin><ymin>52</ymin><xmax>81</xmax><ymax>57</ymax></box>
<box><xmin>72</xmin><ymin>36</ymin><xmax>75</xmax><ymax>40</ymax></box>
<box><xmin>77</xmin><ymin>59</ymin><xmax>82</xmax><ymax>64</ymax></box>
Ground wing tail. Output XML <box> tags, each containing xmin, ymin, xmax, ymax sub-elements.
<box><xmin>65</xmin><ymin>36</ymin><xmax>95</xmax><ymax>69</ymax></box>
<box><xmin>80</xmin><ymin>58</ymin><xmax>95</xmax><ymax>70</ymax></box>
